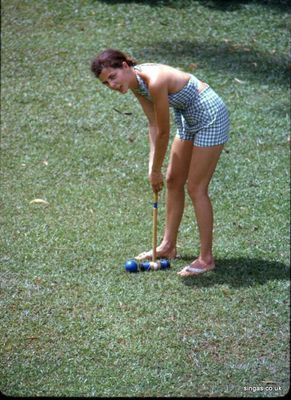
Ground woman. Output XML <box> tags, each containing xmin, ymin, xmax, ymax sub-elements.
<box><xmin>91</xmin><ymin>49</ymin><xmax>230</xmax><ymax>276</ymax></box>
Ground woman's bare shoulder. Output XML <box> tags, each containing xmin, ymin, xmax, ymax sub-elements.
<box><xmin>137</xmin><ymin>64</ymin><xmax>190</xmax><ymax>92</ymax></box>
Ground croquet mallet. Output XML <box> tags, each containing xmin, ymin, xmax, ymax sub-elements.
<box><xmin>146</xmin><ymin>191</ymin><xmax>170</xmax><ymax>270</ymax></box>
<box><xmin>124</xmin><ymin>191</ymin><xmax>170</xmax><ymax>272</ymax></box>
<box><xmin>152</xmin><ymin>191</ymin><xmax>158</xmax><ymax>263</ymax></box>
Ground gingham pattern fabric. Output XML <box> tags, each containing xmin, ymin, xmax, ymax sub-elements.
<box><xmin>134</xmin><ymin>67</ymin><xmax>230</xmax><ymax>147</ymax></box>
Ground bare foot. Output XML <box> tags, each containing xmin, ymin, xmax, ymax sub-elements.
<box><xmin>177</xmin><ymin>258</ymin><xmax>215</xmax><ymax>277</ymax></box>
<box><xmin>135</xmin><ymin>246</ymin><xmax>177</xmax><ymax>261</ymax></box>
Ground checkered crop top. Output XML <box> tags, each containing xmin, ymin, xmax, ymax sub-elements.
<box><xmin>133</xmin><ymin>64</ymin><xmax>201</xmax><ymax>110</ymax></box>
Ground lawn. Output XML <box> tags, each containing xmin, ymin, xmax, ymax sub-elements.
<box><xmin>1</xmin><ymin>0</ymin><xmax>290</xmax><ymax>397</ymax></box>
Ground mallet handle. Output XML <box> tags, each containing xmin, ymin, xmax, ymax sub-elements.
<box><xmin>153</xmin><ymin>192</ymin><xmax>158</xmax><ymax>262</ymax></box>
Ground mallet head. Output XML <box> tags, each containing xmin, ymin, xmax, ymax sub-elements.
<box><xmin>139</xmin><ymin>259</ymin><xmax>171</xmax><ymax>271</ymax></box>
<box><xmin>124</xmin><ymin>259</ymin><xmax>170</xmax><ymax>272</ymax></box>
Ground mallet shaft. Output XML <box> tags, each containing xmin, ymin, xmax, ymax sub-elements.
<box><xmin>152</xmin><ymin>192</ymin><xmax>158</xmax><ymax>262</ymax></box>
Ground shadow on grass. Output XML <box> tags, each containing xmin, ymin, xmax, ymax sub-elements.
<box><xmin>192</xmin><ymin>0</ymin><xmax>290</xmax><ymax>12</ymax></box>
<box><xmin>97</xmin><ymin>0</ymin><xmax>290</xmax><ymax>12</ymax></box>
<box><xmin>135</xmin><ymin>39</ymin><xmax>288</xmax><ymax>86</ymax></box>
<box><xmin>178</xmin><ymin>256</ymin><xmax>290</xmax><ymax>288</ymax></box>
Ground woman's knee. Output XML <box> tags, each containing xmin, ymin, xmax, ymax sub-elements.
<box><xmin>166</xmin><ymin>171</ymin><xmax>186</xmax><ymax>191</ymax></box>
<box><xmin>187</xmin><ymin>181</ymin><xmax>208</xmax><ymax>201</ymax></box>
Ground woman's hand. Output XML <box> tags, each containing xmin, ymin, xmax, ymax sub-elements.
<box><xmin>149</xmin><ymin>170</ymin><xmax>164</xmax><ymax>193</ymax></box>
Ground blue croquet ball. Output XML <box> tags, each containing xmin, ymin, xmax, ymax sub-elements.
<box><xmin>124</xmin><ymin>259</ymin><xmax>139</xmax><ymax>272</ymax></box>
<box><xmin>160</xmin><ymin>259</ymin><xmax>170</xmax><ymax>269</ymax></box>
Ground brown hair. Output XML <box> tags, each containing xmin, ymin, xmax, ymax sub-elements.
<box><xmin>91</xmin><ymin>49</ymin><xmax>137</xmax><ymax>77</ymax></box>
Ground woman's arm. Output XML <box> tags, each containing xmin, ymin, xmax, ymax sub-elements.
<box><xmin>133</xmin><ymin>93</ymin><xmax>156</xmax><ymax>168</ymax></box>
<box><xmin>133</xmin><ymin>93</ymin><xmax>160</xmax><ymax>186</ymax></box>
<box><xmin>148</xmin><ymin>80</ymin><xmax>170</xmax><ymax>175</ymax></box>
<box><xmin>133</xmin><ymin>81</ymin><xmax>170</xmax><ymax>192</ymax></box>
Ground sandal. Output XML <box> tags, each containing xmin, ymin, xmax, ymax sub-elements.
<box><xmin>177</xmin><ymin>263</ymin><xmax>215</xmax><ymax>277</ymax></box>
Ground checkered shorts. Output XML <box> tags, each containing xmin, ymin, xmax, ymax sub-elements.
<box><xmin>173</xmin><ymin>86</ymin><xmax>230</xmax><ymax>147</ymax></box>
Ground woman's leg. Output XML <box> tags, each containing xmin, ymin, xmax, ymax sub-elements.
<box><xmin>136</xmin><ymin>137</ymin><xmax>193</xmax><ymax>260</ymax></box>
<box><xmin>177</xmin><ymin>144</ymin><xmax>224</xmax><ymax>276</ymax></box>
<box><xmin>160</xmin><ymin>137</ymin><xmax>194</xmax><ymax>254</ymax></box>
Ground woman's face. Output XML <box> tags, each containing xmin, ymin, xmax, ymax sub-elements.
<box><xmin>99</xmin><ymin>63</ymin><xmax>131</xmax><ymax>94</ymax></box>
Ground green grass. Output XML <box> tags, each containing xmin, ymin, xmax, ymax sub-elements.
<box><xmin>1</xmin><ymin>0</ymin><xmax>290</xmax><ymax>397</ymax></box>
